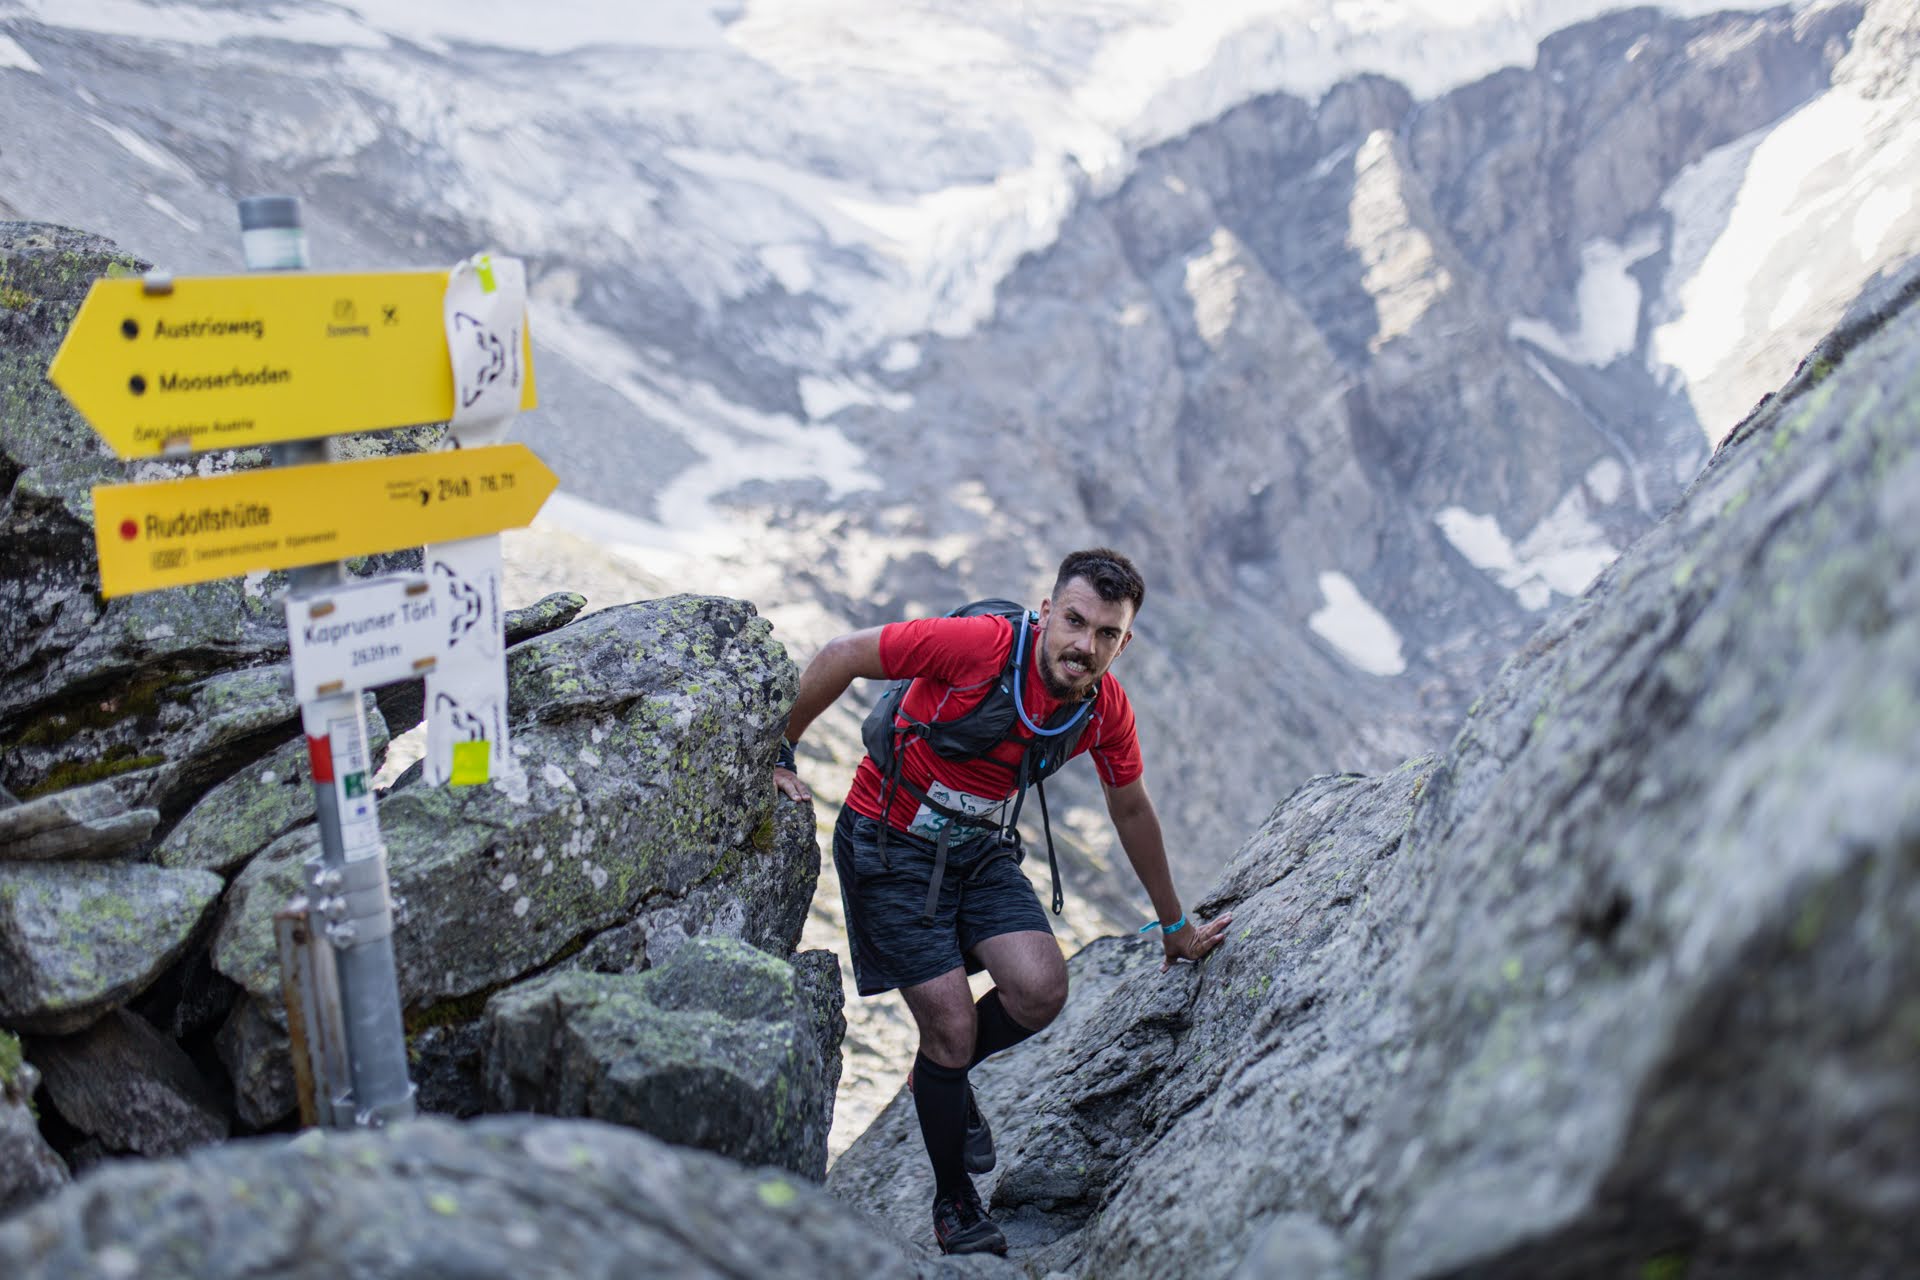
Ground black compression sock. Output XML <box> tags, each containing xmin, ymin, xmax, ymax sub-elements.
<box><xmin>910</xmin><ymin>1051</ymin><xmax>972</xmax><ymax>1201</ymax></box>
<box><xmin>969</xmin><ymin>988</ymin><xmax>1039</xmax><ymax>1069</ymax></box>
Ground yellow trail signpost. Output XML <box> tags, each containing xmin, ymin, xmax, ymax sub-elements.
<box><xmin>91</xmin><ymin>442</ymin><xmax>557</xmax><ymax>597</ymax></box>
<box><xmin>48</xmin><ymin>271</ymin><xmax>537</xmax><ymax>458</ymax></box>
<box><xmin>48</xmin><ymin>195</ymin><xmax>554</xmax><ymax>1134</ymax></box>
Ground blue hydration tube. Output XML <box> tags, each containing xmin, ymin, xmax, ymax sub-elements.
<box><xmin>1012</xmin><ymin>613</ymin><xmax>1094</xmax><ymax>738</ymax></box>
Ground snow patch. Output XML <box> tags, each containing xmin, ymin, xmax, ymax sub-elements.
<box><xmin>338</xmin><ymin>0</ymin><xmax>729</xmax><ymax>55</ymax></box>
<box><xmin>759</xmin><ymin>243</ymin><xmax>815</xmax><ymax>293</ymax></box>
<box><xmin>1307</xmin><ymin>572</ymin><xmax>1406</xmax><ymax>677</ymax></box>
<box><xmin>879</xmin><ymin>340</ymin><xmax>921</xmax><ymax>373</ymax></box>
<box><xmin>1767</xmin><ymin>270</ymin><xmax>1813</xmax><ymax>330</ymax></box>
<box><xmin>142</xmin><ymin>192</ymin><xmax>198</xmax><ymax>231</ymax></box>
<box><xmin>3</xmin><ymin>0</ymin><xmax>386</xmax><ymax>49</ymax></box>
<box><xmin>1509</xmin><ymin>230</ymin><xmax>1659</xmax><ymax>366</ymax></box>
<box><xmin>86</xmin><ymin>115</ymin><xmax>193</xmax><ymax>180</ymax></box>
<box><xmin>1436</xmin><ymin>487</ymin><xmax>1616</xmax><ymax>612</ymax></box>
<box><xmin>0</xmin><ymin>34</ymin><xmax>41</xmax><ymax>72</ymax></box>
<box><xmin>800</xmin><ymin>374</ymin><xmax>913</xmax><ymax>420</ymax></box>
<box><xmin>1185</xmin><ymin>227</ymin><xmax>1249</xmax><ymax>349</ymax></box>
<box><xmin>93</xmin><ymin>1246</ymin><xmax>139</xmax><ymax>1280</ymax></box>
<box><xmin>529</xmin><ymin>302</ymin><xmax>880</xmax><ymax>559</ymax></box>
<box><xmin>1652</xmin><ymin>85</ymin><xmax>1920</xmax><ymax>440</ymax></box>
<box><xmin>1854</xmin><ymin>184</ymin><xmax>1915</xmax><ymax>260</ymax></box>
<box><xmin>1585</xmin><ymin>457</ymin><xmax>1624</xmax><ymax>506</ymax></box>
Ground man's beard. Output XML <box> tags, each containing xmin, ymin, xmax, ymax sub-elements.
<box><xmin>1039</xmin><ymin>645</ymin><xmax>1095</xmax><ymax>701</ymax></box>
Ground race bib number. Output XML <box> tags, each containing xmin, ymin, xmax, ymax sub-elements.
<box><xmin>907</xmin><ymin>781</ymin><xmax>1008</xmax><ymax>839</ymax></box>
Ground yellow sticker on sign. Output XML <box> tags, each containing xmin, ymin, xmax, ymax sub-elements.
<box><xmin>449</xmin><ymin>740</ymin><xmax>491</xmax><ymax>786</ymax></box>
<box><xmin>91</xmin><ymin>443</ymin><xmax>558</xmax><ymax>598</ymax></box>
<box><xmin>48</xmin><ymin>271</ymin><xmax>538</xmax><ymax>459</ymax></box>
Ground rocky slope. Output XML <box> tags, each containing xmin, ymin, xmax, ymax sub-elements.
<box><xmin>828</xmin><ymin>275</ymin><xmax>1920</xmax><ymax>1275</ymax></box>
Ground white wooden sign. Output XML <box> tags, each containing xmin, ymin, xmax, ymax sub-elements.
<box><xmin>286</xmin><ymin>574</ymin><xmax>443</xmax><ymax>703</ymax></box>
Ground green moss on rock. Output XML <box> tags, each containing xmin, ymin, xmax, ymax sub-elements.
<box><xmin>0</xmin><ymin>1029</ymin><xmax>22</xmax><ymax>1089</ymax></box>
<box><xmin>18</xmin><ymin>749</ymin><xmax>165</xmax><ymax>799</ymax></box>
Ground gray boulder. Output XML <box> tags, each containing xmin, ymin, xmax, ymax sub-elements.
<box><xmin>210</xmin><ymin>595</ymin><xmax>807</xmax><ymax>1126</ymax></box>
<box><xmin>0</xmin><ymin>1030</ymin><xmax>68</xmax><ymax>1215</ymax></box>
<box><xmin>484</xmin><ymin>936</ymin><xmax>839</xmax><ymax>1179</ymax></box>
<box><xmin>0</xmin><ymin>1115</ymin><xmax>942</xmax><ymax>1279</ymax></box>
<box><xmin>791</xmin><ymin>945</ymin><xmax>848</xmax><ymax>1123</ymax></box>
<box><xmin>0</xmin><ymin>861</ymin><xmax>223</xmax><ymax>1034</ymax></box>
<box><xmin>0</xmin><ymin>781</ymin><xmax>156</xmax><ymax>861</ymax></box>
<box><xmin>25</xmin><ymin>1008</ymin><xmax>228</xmax><ymax>1156</ymax></box>
<box><xmin>212</xmin><ymin>997</ymin><xmax>298</xmax><ymax>1131</ymax></box>
<box><xmin>577</xmin><ymin>791</ymin><xmax>820</xmax><ymax>974</ymax></box>
<box><xmin>410</xmin><ymin>794</ymin><xmax>825</xmax><ymax>1120</ymax></box>
<box><xmin>830</xmin><ymin>286</ymin><xmax>1920</xmax><ymax>1274</ymax></box>
<box><xmin>11</xmin><ymin>663</ymin><xmax>304</xmax><ymax>832</ymax></box>
<box><xmin>501</xmin><ymin>590</ymin><xmax>590</xmax><ymax>646</ymax></box>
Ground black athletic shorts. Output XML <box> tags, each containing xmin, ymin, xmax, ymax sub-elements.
<box><xmin>832</xmin><ymin>807</ymin><xmax>1052</xmax><ymax>997</ymax></box>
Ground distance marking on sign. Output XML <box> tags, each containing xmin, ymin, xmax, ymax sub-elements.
<box><xmin>48</xmin><ymin>271</ymin><xmax>538</xmax><ymax>458</ymax></box>
<box><xmin>91</xmin><ymin>443</ymin><xmax>557</xmax><ymax>597</ymax></box>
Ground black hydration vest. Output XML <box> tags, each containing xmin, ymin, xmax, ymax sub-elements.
<box><xmin>859</xmin><ymin>599</ymin><xmax>1096</xmax><ymax>918</ymax></box>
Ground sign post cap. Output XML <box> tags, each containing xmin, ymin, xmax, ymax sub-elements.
<box><xmin>237</xmin><ymin>195</ymin><xmax>302</xmax><ymax>231</ymax></box>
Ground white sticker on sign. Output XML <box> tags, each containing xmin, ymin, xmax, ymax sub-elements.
<box><xmin>301</xmin><ymin>696</ymin><xmax>383</xmax><ymax>856</ymax></box>
<box><xmin>444</xmin><ymin>251</ymin><xmax>528</xmax><ymax>444</ymax></box>
<box><xmin>425</xmin><ymin>535</ymin><xmax>513</xmax><ymax>787</ymax></box>
<box><xmin>285</xmin><ymin>574</ymin><xmax>444</xmax><ymax>702</ymax></box>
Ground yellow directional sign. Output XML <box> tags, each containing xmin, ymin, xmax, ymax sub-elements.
<box><xmin>91</xmin><ymin>444</ymin><xmax>557</xmax><ymax>597</ymax></box>
<box><xmin>49</xmin><ymin>272</ymin><xmax>537</xmax><ymax>458</ymax></box>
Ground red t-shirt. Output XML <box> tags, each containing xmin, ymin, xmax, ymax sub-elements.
<box><xmin>844</xmin><ymin>614</ymin><xmax>1144</xmax><ymax>834</ymax></box>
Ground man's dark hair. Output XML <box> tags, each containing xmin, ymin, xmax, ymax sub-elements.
<box><xmin>1053</xmin><ymin>547</ymin><xmax>1146</xmax><ymax>614</ymax></box>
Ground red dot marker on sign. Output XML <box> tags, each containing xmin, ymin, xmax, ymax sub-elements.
<box><xmin>118</xmin><ymin>519</ymin><xmax>138</xmax><ymax>541</ymax></box>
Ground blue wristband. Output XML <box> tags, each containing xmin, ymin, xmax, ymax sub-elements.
<box><xmin>1139</xmin><ymin>914</ymin><xmax>1187</xmax><ymax>935</ymax></box>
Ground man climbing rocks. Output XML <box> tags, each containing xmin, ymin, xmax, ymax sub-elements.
<box><xmin>773</xmin><ymin>548</ymin><xmax>1231</xmax><ymax>1256</ymax></box>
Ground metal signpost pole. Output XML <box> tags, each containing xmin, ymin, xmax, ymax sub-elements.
<box><xmin>239</xmin><ymin>196</ymin><xmax>415</xmax><ymax>1127</ymax></box>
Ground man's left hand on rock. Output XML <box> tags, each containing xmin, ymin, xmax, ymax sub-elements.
<box><xmin>1160</xmin><ymin>911</ymin><xmax>1233</xmax><ymax>972</ymax></box>
<box><xmin>774</xmin><ymin>766</ymin><xmax>812</xmax><ymax>803</ymax></box>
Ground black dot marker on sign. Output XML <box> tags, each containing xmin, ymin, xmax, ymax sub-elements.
<box><xmin>122</xmin><ymin>318</ymin><xmax>139</xmax><ymax>339</ymax></box>
<box><xmin>129</xmin><ymin>374</ymin><xmax>147</xmax><ymax>395</ymax></box>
